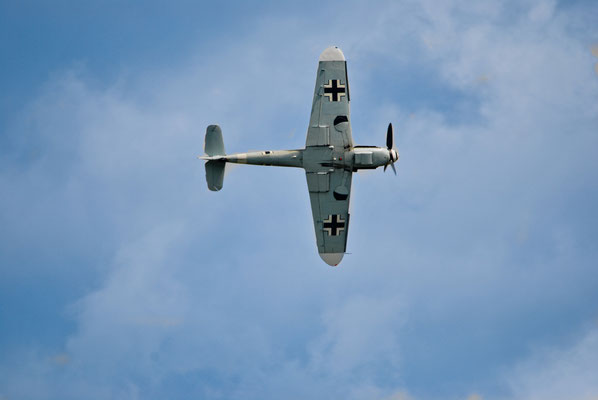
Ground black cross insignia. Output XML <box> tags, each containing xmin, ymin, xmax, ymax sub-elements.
<box><xmin>323</xmin><ymin>214</ymin><xmax>346</xmax><ymax>236</ymax></box>
<box><xmin>323</xmin><ymin>80</ymin><xmax>346</xmax><ymax>102</ymax></box>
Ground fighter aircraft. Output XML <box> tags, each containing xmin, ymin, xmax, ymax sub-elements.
<box><xmin>199</xmin><ymin>46</ymin><xmax>399</xmax><ymax>266</ymax></box>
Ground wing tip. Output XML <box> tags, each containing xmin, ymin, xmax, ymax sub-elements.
<box><xmin>319</xmin><ymin>252</ymin><xmax>344</xmax><ymax>266</ymax></box>
<box><xmin>319</xmin><ymin>46</ymin><xmax>345</xmax><ymax>62</ymax></box>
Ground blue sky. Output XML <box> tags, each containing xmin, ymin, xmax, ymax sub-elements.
<box><xmin>1</xmin><ymin>0</ymin><xmax>598</xmax><ymax>399</ymax></box>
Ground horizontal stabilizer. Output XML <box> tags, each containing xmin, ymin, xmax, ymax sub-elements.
<box><xmin>205</xmin><ymin>125</ymin><xmax>225</xmax><ymax>156</ymax></box>
<box><xmin>205</xmin><ymin>160</ymin><xmax>225</xmax><ymax>191</ymax></box>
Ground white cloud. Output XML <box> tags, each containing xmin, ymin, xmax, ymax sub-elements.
<box><xmin>502</xmin><ymin>326</ymin><xmax>598</xmax><ymax>400</ymax></box>
<box><xmin>308</xmin><ymin>294</ymin><xmax>404</xmax><ymax>377</ymax></box>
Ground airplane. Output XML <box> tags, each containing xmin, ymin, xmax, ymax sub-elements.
<box><xmin>199</xmin><ymin>46</ymin><xmax>399</xmax><ymax>266</ymax></box>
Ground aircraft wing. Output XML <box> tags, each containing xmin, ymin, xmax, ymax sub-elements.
<box><xmin>305</xmin><ymin>47</ymin><xmax>354</xmax><ymax>149</ymax></box>
<box><xmin>306</xmin><ymin>168</ymin><xmax>352</xmax><ymax>266</ymax></box>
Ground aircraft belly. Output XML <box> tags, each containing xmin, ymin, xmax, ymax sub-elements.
<box><xmin>302</xmin><ymin>147</ymin><xmax>333</xmax><ymax>172</ymax></box>
<box><xmin>202</xmin><ymin>47</ymin><xmax>391</xmax><ymax>267</ymax></box>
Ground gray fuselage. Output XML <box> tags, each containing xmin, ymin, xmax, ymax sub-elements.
<box><xmin>222</xmin><ymin>145</ymin><xmax>392</xmax><ymax>173</ymax></box>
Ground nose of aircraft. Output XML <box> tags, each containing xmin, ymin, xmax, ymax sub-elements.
<box><xmin>319</xmin><ymin>46</ymin><xmax>345</xmax><ymax>62</ymax></box>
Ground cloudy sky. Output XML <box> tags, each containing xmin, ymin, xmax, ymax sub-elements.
<box><xmin>1</xmin><ymin>0</ymin><xmax>598</xmax><ymax>399</ymax></box>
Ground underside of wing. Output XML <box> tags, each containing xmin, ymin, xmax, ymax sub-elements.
<box><xmin>306</xmin><ymin>168</ymin><xmax>353</xmax><ymax>266</ymax></box>
<box><xmin>305</xmin><ymin>47</ymin><xmax>354</xmax><ymax>149</ymax></box>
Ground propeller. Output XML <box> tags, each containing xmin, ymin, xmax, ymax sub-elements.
<box><xmin>384</xmin><ymin>123</ymin><xmax>399</xmax><ymax>175</ymax></box>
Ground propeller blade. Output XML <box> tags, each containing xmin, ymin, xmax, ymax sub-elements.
<box><xmin>383</xmin><ymin>123</ymin><xmax>398</xmax><ymax>176</ymax></box>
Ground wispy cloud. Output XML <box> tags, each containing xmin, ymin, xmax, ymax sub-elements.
<box><xmin>502</xmin><ymin>325</ymin><xmax>598</xmax><ymax>400</ymax></box>
<box><xmin>1</xmin><ymin>0</ymin><xmax>597</xmax><ymax>399</ymax></box>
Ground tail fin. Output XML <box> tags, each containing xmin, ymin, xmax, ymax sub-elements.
<box><xmin>204</xmin><ymin>125</ymin><xmax>225</xmax><ymax>156</ymax></box>
<box><xmin>202</xmin><ymin>125</ymin><xmax>226</xmax><ymax>191</ymax></box>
